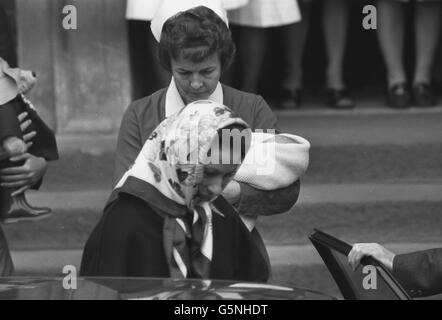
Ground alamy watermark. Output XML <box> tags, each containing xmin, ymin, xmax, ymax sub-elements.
<box><xmin>362</xmin><ymin>5</ymin><xmax>377</xmax><ymax>30</ymax></box>
<box><xmin>62</xmin><ymin>265</ymin><xmax>77</xmax><ymax>290</ymax></box>
<box><xmin>362</xmin><ymin>265</ymin><xmax>377</xmax><ymax>290</ymax></box>
<box><xmin>171</xmin><ymin>128</ymin><xmax>277</xmax><ymax>176</ymax></box>
<box><xmin>62</xmin><ymin>5</ymin><xmax>77</xmax><ymax>30</ymax></box>
<box><xmin>61</xmin><ymin>4</ymin><xmax>377</xmax><ymax>31</ymax></box>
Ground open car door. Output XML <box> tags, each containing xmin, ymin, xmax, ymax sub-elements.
<box><xmin>309</xmin><ymin>229</ymin><xmax>410</xmax><ymax>300</ymax></box>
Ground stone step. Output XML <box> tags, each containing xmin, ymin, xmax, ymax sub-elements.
<box><xmin>40</xmin><ymin>143</ymin><xmax>442</xmax><ymax>191</ymax></box>
<box><xmin>54</xmin><ymin>105</ymin><xmax>442</xmax><ymax>154</ymax></box>
<box><xmin>4</xmin><ymin>190</ymin><xmax>441</xmax><ymax>252</ymax></box>
<box><xmin>299</xmin><ymin>183</ymin><xmax>442</xmax><ymax>205</ymax></box>
<box><xmin>27</xmin><ymin>183</ymin><xmax>442</xmax><ymax>212</ymax></box>
<box><xmin>268</xmin><ymin>242</ymin><xmax>442</xmax><ymax>267</ymax></box>
<box><xmin>276</xmin><ymin>107</ymin><xmax>442</xmax><ymax>147</ymax></box>
<box><xmin>11</xmin><ymin>242</ymin><xmax>442</xmax><ymax>274</ymax></box>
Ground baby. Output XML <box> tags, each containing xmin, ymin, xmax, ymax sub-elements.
<box><xmin>234</xmin><ymin>131</ymin><xmax>310</xmax><ymax>190</ymax></box>
<box><xmin>0</xmin><ymin>57</ymin><xmax>59</xmax><ymax>223</ymax></box>
<box><xmin>233</xmin><ymin>130</ymin><xmax>310</xmax><ymax>231</ymax></box>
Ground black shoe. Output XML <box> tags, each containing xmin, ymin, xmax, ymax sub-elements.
<box><xmin>387</xmin><ymin>83</ymin><xmax>411</xmax><ymax>109</ymax></box>
<box><xmin>326</xmin><ymin>89</ymin><xmax>355</xmax><ymax>110</ymax></box>
<box><xmin>1</xmin><ymin>194</ymin><xmax>52</xmax><ymax>224</ymax></box>
<box><xmin>413</xmin><ymin>83</ymin><xmax>437</xmax><ymax>107</ymax></box>
<box><xmin>279</xmin><ymin>88</ymin><xmax>301</xmax><ymax>110</ymax></box>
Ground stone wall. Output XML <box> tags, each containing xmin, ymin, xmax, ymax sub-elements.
<box><xmin>15</xmin><ymin>0</ymin><xmax>131</xmax><ymax>134</ymax></box>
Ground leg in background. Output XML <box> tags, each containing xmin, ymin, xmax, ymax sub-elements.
<box><xmin>127</xmin><ymin>20</ymin><xmax>170</xmax><ymax>100</ymax></box>
<box><xmin>377</xmin><ymin>0</ymin><xmax>410</xmax><ymax>108</ymax></box>
<box><xmin>377</xmin><ymin>0</ymin><xmax>406</xmax><ymax>86</ymax></box>
<box><xmin>323</xmin><ymin>0</ymin><xmax>355</xmax><ymax>109</ymax></box>
<box><xmin>281</xmin><ymin>1</ymin><xmax>311</xmax><ymax>91</ymax></box>
<box><xmin>413</xmin><ymin>1</ymin><xmax>441</xmax><ymax>106</ymax></box>
<box><xmin>278</xmin><ymin>1</ymin><xmax>312</xmax><ymax>109</ymax></box>
<box><xmin>323</xmin><ymin>0</ymin><xmax>349</xmax><ymax>90</ymax></box>
<box><xmin>236</xmin><ymin>25</ymin><xmax>268</xmax><ymax>94</ymax></box>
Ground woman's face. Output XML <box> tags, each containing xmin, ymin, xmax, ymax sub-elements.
<box><xmin>170</xmin><ymin>52</ymin><xmax>222</xmax><ymax>105</ymax></box>
<box><xmin>195</xmin><ymin>143</ymin><xmax>242</xmax><ymax>203</ymax></box>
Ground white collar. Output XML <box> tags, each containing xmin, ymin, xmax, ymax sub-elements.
<box><xmin>165</xmin><ymin>78</ymin><xmax>223</xmax><ymax>117</ymax></box>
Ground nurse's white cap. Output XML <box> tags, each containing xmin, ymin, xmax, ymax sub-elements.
<box><xmin>151</xmin><ymin>0</ymin><xmax>229</xmax><ymax>43</ymax></box>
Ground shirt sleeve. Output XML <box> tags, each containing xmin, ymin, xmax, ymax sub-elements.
<box><xmin>250</xmin><ymin>95</ymin><xmax>279</xmax><ymax>132</ymax></box>
<box><xmin>236</xmin><ymin>96</ymin><xmax>301</xmax><ymax>216</ymax></box>
<box><xmin>113</xmin><ymin>104</ymin><xmax>143</xmax><ymax>185</ymax></box>
<box><xmin>393</xmin><ymin>249</ymin><xmax>442</xmax><ymax>297</ymax></box>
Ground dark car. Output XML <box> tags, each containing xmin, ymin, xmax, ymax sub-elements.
<box><xmin>0</xmin><ymin>276</ymin><xmax>335</xmax><ymax>300</ymax></box>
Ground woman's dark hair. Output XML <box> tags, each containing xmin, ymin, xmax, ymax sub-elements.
<box><xmin>158</xmin><ymin>6</ymin><xmax>236</xmax><ymax>73</ymax></box>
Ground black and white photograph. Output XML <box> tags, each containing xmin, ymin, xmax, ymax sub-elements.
<box><xmin>0</xmin><ymin>0</ymin><xmax>441</xmax><ymax>304</ymax></box>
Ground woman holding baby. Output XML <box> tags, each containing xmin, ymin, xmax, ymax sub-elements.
<box><xmin>81</xmin><ymin>0</ymin><xmax>309</xmax><ymax>280</ymax></box>
<box><xmin>0</xmin><ymin>57</ymin><xmax>58</xmax><ymax>275</ymax></box>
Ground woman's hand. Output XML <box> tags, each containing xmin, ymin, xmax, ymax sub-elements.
<box><xmin>348</xmin><ymin>243</ymin><xmax>396</xmax><ymax>271</ymax></box>
<box><xmin>0</xmin><ymin>111</ymin><xmax>46</xmax><ymax>196</ymax></box>
<box><xmin>0</xmin><ymin>153</ymin><xmax>48</xmax><ymax>196</ymax></box>
<box><xmin>18</xmin><ymin>112</ymin><xmax>37</xmax><ymax>149</ymax></box>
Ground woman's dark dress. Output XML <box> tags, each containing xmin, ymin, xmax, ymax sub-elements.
<box><xmin>80</xmin><ymin>185</ymin><xmax>269</xmax><ymax>282</ymax></box>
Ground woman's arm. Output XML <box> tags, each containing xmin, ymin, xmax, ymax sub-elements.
<box><xmin>113</xmin><ymin>104</ymin><xmax>143</xmax><ymax>185</ymax></box>
<box><xmin>0</xmin><ymin>112</ymin><xmax>46</xmax><ymax>195</ymax></box>
<box><xmin>231</xmin><ymin>96</ymin><xmax>302</xmax><ymax>216</ymax></box>
<box><xmin>236</xmin><ymin>180</ymin><xmax>301</xmax><ymax>216</ymax></box>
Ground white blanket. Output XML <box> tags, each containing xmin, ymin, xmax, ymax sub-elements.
<box><xmin>235</xmin><ymin>132</ymin><xmax>310</xmax><ymax>190</ymax></box>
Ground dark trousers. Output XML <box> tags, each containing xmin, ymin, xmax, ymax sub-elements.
<box><xmin>0</xmin><ymin>215</ymin><xmax>13</xmax><ymax>276</ymax></box>
<box><xmin>127</xmin><ymin>20</ymin><xmax>170</xmax><ymax>100</ymax></box>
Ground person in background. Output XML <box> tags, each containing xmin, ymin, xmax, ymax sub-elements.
<box><xmin>0</xmin><ymin>3</ymin><xmax>51</xmax><ymax>225</ymax></box>
<box><xmin>81</xmin><ymin>102</ymin><xmax>269</xmax><ymax>280</ymax></box>
<box><xmin>115</xmin><ymin>0</ymin><xmax>302</xmax><ymax>273</ymax></box>
<box><xmin>0</xmin><ymin>57</ymin><xmax>58</xmax><ymax>224</ymax></box>
<box><xmin>348</xmin><ymin>243</ymin><xmax>442</xmax><ymax>297</ymax></box>
<box><xmin>81</xmin><ymin>100</ymin><xmax>310</xmax><ymax>279</ymax></box>
<box><xmin>279</xmin><ymin>0</ymin><xmax>355</xmax><ymax>110</ymax></box>
<box><xmin>227</xmin><ymin>0</ymin><xmax>302</xmax><ymax>97</ymax></box>
<box><xmin>126</xmin><ymin>0</ymin><xmax>170</xmax><ymax>99</ymax></box>
<box><xmin>377</xmin><ymin>0</ymin><xmax>441</xmax><ymax>108</ymax></box>
<box><xmin>0</xmin><ymin>3</ymin><xmax>51</xmax><ymax>276</ymax></box>
<box><xmin>0</xmin><ymin>61</ymin><xmax>54</xmax><ymax>275</ymax></box>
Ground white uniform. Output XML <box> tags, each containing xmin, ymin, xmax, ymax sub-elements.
<box><xmin>125</xmin><ymin>0</ymin><xmax>162</xmax><ymax>21</ymax></box>
<box><xmin>126</xmin><ymin>0</ymin><xmax>249</xmax><ymax>21</ymax></box>
<box><xmin>228</xmin><ymin>0</ymin><xmax>301</xmax><ymax>28</ymax></box>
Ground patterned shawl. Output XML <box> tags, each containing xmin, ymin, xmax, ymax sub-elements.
<box><xmin>115</xmin><ymin>100</ymin><xmax>250</xmax><ymax>278</ymax></box>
